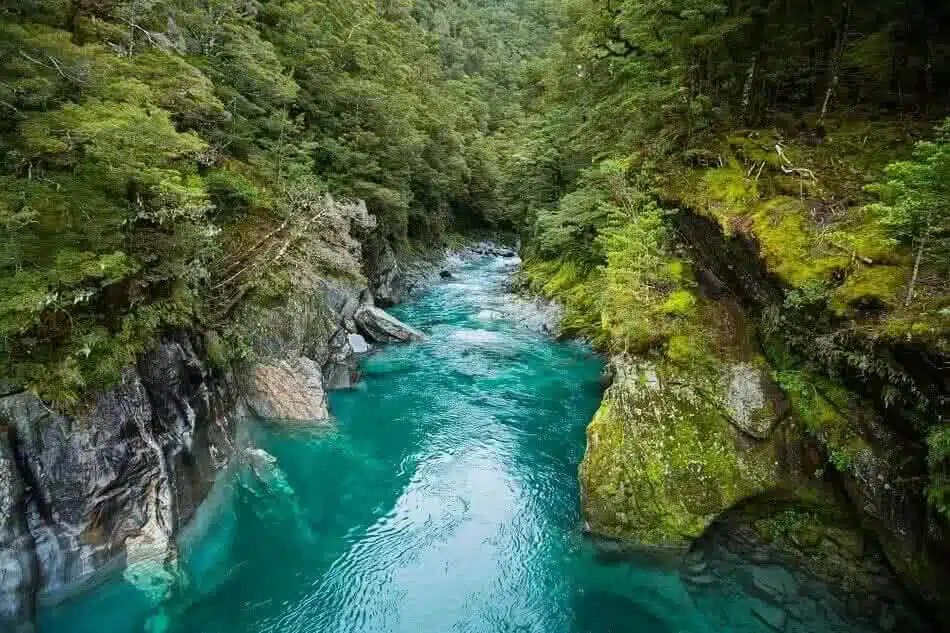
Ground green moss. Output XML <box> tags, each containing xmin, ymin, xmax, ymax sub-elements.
<box><xmin>665</xmin><ymin>260</ymin><xmax>688</xmax><ymax>281</ymax></box>
<box><xmin>665</xmin><ymin>334</ymin><xmax>694</xmax><ymax>362</ymax></box>
<box><xmin>830</xmin><ymin>266</ymin><xmax>906</xmax><ymax>314</ymax></box>
<box><xmin>749</xmin><ymin>196</ymin><xmax>849</xmax><ymax>287</ymax></box>
<box><xmin>803</xmin><ymin>118</ymin><xmax>931</xmax><ymax>205</ymax></box>
<box><xmin>662</xmin><ymin>290</ymin><xmax>697</xmax><ymax>316</ymax></box>
<box><xmin>699</xmin><ymin>167</ymin><xmax>759</xmax><ymax>229</ymax></box>
<box><xmin>773</xmin><ymin>368</ymin><xmax>847</xmax><ymax>433</ymax></box>
<box><xmin>579</xmin><ymin>361</ymin><xmax>779</xmax><ymax>544</ymax></box>
<box><xmin>663</xmin><ymin>122</ymin><xmax>933</xmax><ymax>335</ymax></box>
<box><xmin>726</xmin><ymin>131</ymin><xmax>789</xmax><ymax>168</ymax></box>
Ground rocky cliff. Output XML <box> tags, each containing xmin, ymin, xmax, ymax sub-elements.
<box><xmin>573</xmin><ymin>206</ymin><xmax>949</xmax><ymax>631</ymax></box>
<box><xmin>0</xmin><ymin>332</ymin><xmax>237</xmax><ymax>631</ymax></box>
<box><xmin>0</xmin><ymin>199</ymin><xmax>437</xmax><ymax>632</ymax></box>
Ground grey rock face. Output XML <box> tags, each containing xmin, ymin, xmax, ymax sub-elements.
<box><xmin>369</xmin><ymin>241</ymin><xmax>401</xmax><ymax>307</ymax></box>
<box><xmin>354</xmin><ymin>306</ymin><xmax>425</xmax><ymax>344</ymax></box>
<box><xmin>348</xmin><ymin>333</ymin><xmax>371</xmax><ymax>355</ymax></box>
<box><xmin>724</xmin><ymin>363</ymin><xmax>789</xmax><ymax>439</ymax></box>
<box><xmin>0</xmin><ymin>440</ymin><xmax>35</xmax><ymax>630</ymax></box>
<box><xmin>0</xmin><ymin>332</ymin><xmax>238</xmax><ymax>630</ymax></box>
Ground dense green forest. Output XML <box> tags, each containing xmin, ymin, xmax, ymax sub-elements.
<box><xmin>2</xmin><ymin>0</ymin><xmax>949</xmax><ymax>538</ymax></box>
<box><xmin>0</xmin><ymin>0</ymin><xmax>553</xmax><ymax>403</ymax></box>
<box><xmin>498</xmin><ymin>0</ymin><xmax>950</xmax><ymax>523</ymax></box>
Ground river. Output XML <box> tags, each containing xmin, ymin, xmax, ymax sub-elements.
<box><xmin>35</xmin><ymin>254</ymin><xmax>910</xmax><ymax>633</ymax></box>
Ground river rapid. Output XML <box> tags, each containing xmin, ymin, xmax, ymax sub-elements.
<box><xmin>35</xmin><ymin>254</ymin><xmax>912</xmax><ymax>633</ymax></box>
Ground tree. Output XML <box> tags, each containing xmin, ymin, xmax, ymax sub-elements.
<box><xmin>867</xmin><ymin>118</ymin><xmax>950</xmax><ymax>305</ymax></box>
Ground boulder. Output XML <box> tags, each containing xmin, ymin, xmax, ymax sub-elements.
<box><xmin>579</xmin><ymin>360</ymin><xmax>780</xmax><ymax>545</ymax></box>
<box><xmin>724</xmin><ymin>363</ymin><xmax>789</xmax><ymax>439</ymax></box>
<box><xmin>247</xmin><ymin>357</ymin><xmax>329</xmax><ymax>421</ymax></box>
<box><xmin>354</xmin><ymin>306</ymin><xmax>425</xmax><ymax>344</ymax></box>
<box><xmin>348</xmin><ymin>333</ymin><xmax>371</xmax><ymax>354</ymax></box>
<box><xmin>321</xmin><ymin>328</ymin><xmax>358</xmax><ymax>391</ymax></box>
<box><xmin>440</xmin><ymin>270</ymin><xmax>453</xmax><ymax>279</ymax></box>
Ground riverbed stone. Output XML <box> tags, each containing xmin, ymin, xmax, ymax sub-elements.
<box><xmin>750</xmin><ymin>565</ymin><xmax>799</xmax><ymax>604</ymax></box>
<box><xmin>685</xmin><ymin>493</ymin><xmax>934</xmax><ymax>633</ymax></box>
<box><xmin>354</xmin><ymin>306</ymin><xmax>425</xmax><ymax>343</ymax></box>
<box><xmin>750</xmin><ymin>598</ymin><xmax>788</xmax><ymax>631</ymax></box>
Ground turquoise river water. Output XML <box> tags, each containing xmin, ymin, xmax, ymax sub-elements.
<box><xmin>35</xmin><ymin>255</ymin><xmax>921</xmax><ymax>633</ymax></box>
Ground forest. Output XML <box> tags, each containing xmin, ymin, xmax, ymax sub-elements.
<box><xmin>1</xmin><ymin>0</ymin><xmax>949</xmax><ymax>557</ymax></box>
<box><xmin>0</xmin><ymin>0</ymin><xmax>554</xmax><ymax>405</ymax></box>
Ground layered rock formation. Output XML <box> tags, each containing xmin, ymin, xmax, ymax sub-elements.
<box><xmin>0</xmin><ymin>332</ymin><xmax>236</xmax><ymax>631</ymax></box>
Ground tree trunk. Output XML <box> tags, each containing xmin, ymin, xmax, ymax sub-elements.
<box><xmin>817</xmin><ymin>0</ymin><xmax>852</xmax><ymax>130</ymax></box>
<box><xmin>67</xmin><ymin>0</ymin><xmax>83</xmax><ymax>44</ymax></box>
<box><xmin>905</xmin><ymin>235</ymin><xmax>927</xmax><ymax>307</ymax></box>
<box><xmin>741</xmin><ymin>53</ymin><xmax>758</xmax><ymax>121</ymax></box>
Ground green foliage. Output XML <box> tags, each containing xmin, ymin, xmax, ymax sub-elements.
<box><xmin>522</xmin><ymin>157</ymin><xmax>700</xmax><ymax>354</ymax></box>
<box><xmin>864</xmin><ymin>118</ymin><xmax>950</xmax><ymax>308</ymax></box>
<box><xmin>0</xmin><ymin>0</ymin><xmax>554</xmax><ymax>402</ymax></box>
<box><xmin>599</xmin><ymin>195</ymin><xmax>696</xmax><ymax>353</ymax></box>
<box><xmin>867</xmin><ymin>120</ymin><xmax>950</xmax><ymax>247</ymax></box>
<box><xmin>927</xmin><ymin>426</ymin><xmax>950</xmax><ymax>521</ymax></box>
<box><xmin>828</xmin><ymin>447</ymin><xmax>855</xmax><ymax>473</ymax></box>
<box><xmin>205</xmin><ymin>168</ymin><xmax>259</xmax><ymax>218</ymax></box>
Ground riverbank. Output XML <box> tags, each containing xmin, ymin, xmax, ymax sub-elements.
<box><xmin>0</xmin><ymin>221</ymin><xmax>503</xmax><ymax>631</ymax></box>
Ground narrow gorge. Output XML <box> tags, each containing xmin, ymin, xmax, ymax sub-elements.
<box><xmin>1</xmin><ymin>0</ymin><xmax>949</xmax><ymax>632</ymax></box>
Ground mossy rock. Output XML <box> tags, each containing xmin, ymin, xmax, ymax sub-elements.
<box><xmin>580</xmin><ymin>361</ymin><xmax>781</xmax><ymax>545</ymax></box>
<box><xmin>830</xmin><ymin>265</ymin><xmax>906</xmax><ymax>315</ymax></box>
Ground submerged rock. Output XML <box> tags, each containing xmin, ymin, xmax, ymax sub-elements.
<box><xmin>749</xmin><ymin>598</ymin><xmax>788</xmax><ymax>631</ymax></box>
<box><xmin>355</xmin><ymin>305</ymin><xmax>425</xmax><ymax>344</ymax></box>
<box><xmin>683</xmin><ymin>494</ymin><xmax>934</xmax><ymax>633</ymax></box>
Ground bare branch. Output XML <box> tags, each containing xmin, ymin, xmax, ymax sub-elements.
<box><xmin>18</xmin><ymin>50</ymin><xmax>85</xmax><ymax>84</ymax></box>
<box><xmin>775</xmin><ymin>143</ymin><xmax>817</xmax><ymax>180</ymax></box>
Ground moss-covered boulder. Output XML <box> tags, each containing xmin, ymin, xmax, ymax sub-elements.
<box><xmin>579</xmin><ymin>360</ymin><xmax>782</xmax><ymax>545</ymax></box>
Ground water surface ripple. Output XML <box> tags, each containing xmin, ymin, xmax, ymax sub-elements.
<box><xmin>38</xmin><ymin>255</ymin><xmax>898</xmax><ymax>633</ymax></box>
